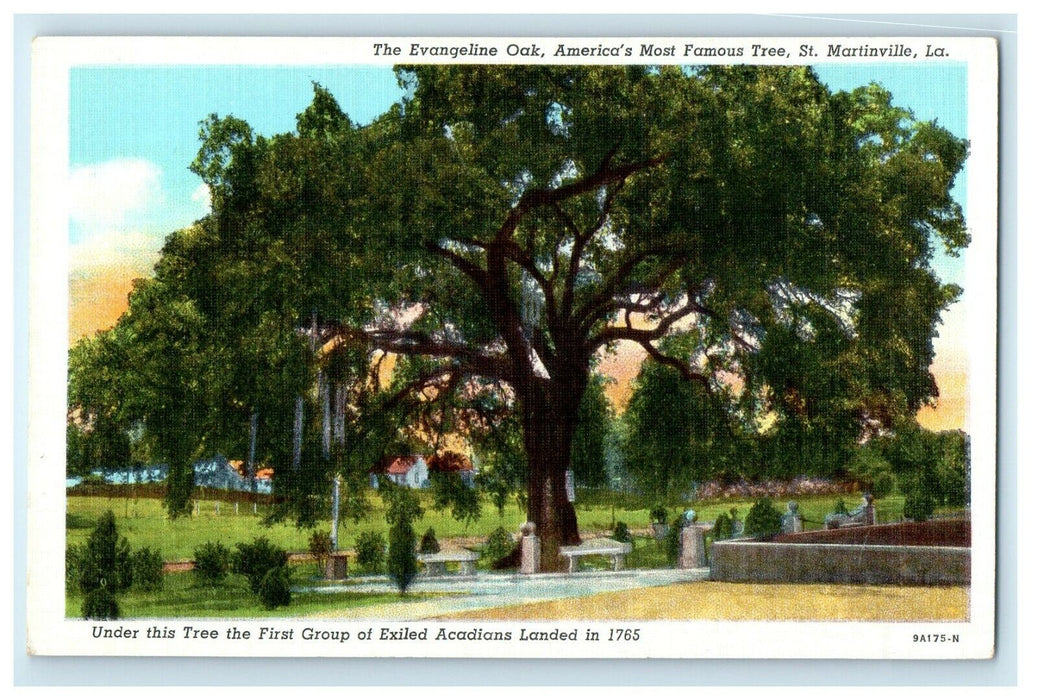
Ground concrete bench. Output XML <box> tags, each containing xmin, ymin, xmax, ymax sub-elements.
<box><xmin>559</xmin><ymin>538</ymin><xmax>633</xmax><ymax>573</ymax></box>
<box><xmin>417</xmin><ymin>549</ymin><xmax>479</xmax><ymax>576</ymax></box>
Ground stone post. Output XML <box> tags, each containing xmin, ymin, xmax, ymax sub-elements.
<box><xmin>520</xmin><ymin>522</ymin><xmax>540</xmax><ymax>575</ymax></box>
<box><xmin>679</xmin><ymin>524</ymin><xmax>707</xmax><ymax>569</ymax></box>
<box><xmin>863</xmin><ymin>493</ymin><xmax>876</xmax><ymax>525</ymax></box>
<box><xmin>324</xmin><ymin>552</ymin><xmax>348</xmax><ymax>580</ymax></box>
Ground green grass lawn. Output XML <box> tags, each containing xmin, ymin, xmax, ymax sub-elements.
<box><xmin>67</xmin><ymin>488</ymin><xmax>922</xmax><ymax>564</ymax></box>
<box><xmin>65</xmin><ymin>564</ymin><xmax>432</xmax><ymax>619</ymax></box>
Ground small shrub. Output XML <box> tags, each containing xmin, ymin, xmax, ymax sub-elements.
<box><xmin>903</xmin><ymin>486</ymin><xmax>936</xmax><ymax>522</ymax></box>
<box><xmin>870</xmin><ymin>471</ymin><xmax>896</xmax><ymax>500</ymax></box>
<box><xmin>612</xmin><ymin>521</ymin><xmax>632</xmax><ymax>544</ymax></box>
<box><xmin>833</xmin><ymin>498</ymin><xmax>849</xmax><ymax>515</ymax></box>
<box><xmin>193</xmin><ymin>541</ymin><xmax>230</xmax><ymax>585</ymax></box>
<box><xmin>386</xmin><ymin>520</ymin><xmax>418</xmax><ymax>594</ymax></box>
<box><xmin>665</xmin><ymin>515</ymin><xmax>684</xmax><ymax>565</ymax></box>
<box><xmin>419</xmin><ymin>527</ymin><xmax>441</xmax><ymax>554</ymax></box>
<box><xmin>258</xmin><ymin>566</ymin><xmax>292</xmax><ymax>609</ymax></box>
<box><xmin>712</xmin><ymin>511</ymin><xmax>734</xmax><ymax>541</ymax></box>
<box><xmin>355</xmin><ymin>531</ymin><xmax>386</xmax><ymax>574</ymax></box>
<box><xmin>65</xmin><ymin>544</ymin><xmax>86</xmax><ymax>594</ymax></box>
<box><xmin>484</xmin><ymin>526</ymin><xmax>515</xmax><ymax>564</ymax></box>
<box><xmin>131</xmin><ymin>547</ymin><xmax>164</xmax><ymax>592</ymax></box>
<box><xmin>308</xmin><ymin>530</ymin><xmax>333</xmax><ymax>573</ymax></box>
<box><xmin>82</xmin><ymin>588</ymin><xmax>120</xmax><ymax>620</ymax></box>
<box><xmin>744</xmin><ymin>498</ymin><xmax>784</xmax><ymax>540</ymax></box>
<box><xmin>79</xmin><ymin>510</ymin><xmax>132</xmax><ymax>596</ymax></box>
<box><xmin>232</xmin><ymin>537</ymin><xmax>289</xmax><ymax>594</ymax></box>
<box><xmin>650</xmin><ymin>504</ymin><xmax>668</xmax><ymax>524</ymax></box>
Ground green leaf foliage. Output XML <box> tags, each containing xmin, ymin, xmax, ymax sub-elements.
<box><xmin>67</xmin><ymin>69</ymin><xmax>969</xmax><ymax>555</ymax></box>
<box><xmin>232</xmin><ymin>537</ymin><xmax>289</xmax><ymax>595</ymax></box>
<box><xmin>744</xmin><ymin>498</ymin><xmax>784</xmax><ymax>539</ymax></box>
<box><xmin>386</xmin><ymin>520</ymin><xmax>418</xmax><ymax>595</ymax></box>
<box><xmin>258</xmin><ymin>566</ymin><xmax>292</xmax><ymax>609</ymax></box>
<box><xmin>354</xmin><ymin>531</ymin><xmax>386</xmax><ymax>573</ymax></box>
<box><xmin>484</xmin><ymin>526</ymin><xmax>515</xmax><ymax>565</ymax></box>
<box><xmin>79</xmin><ymin>510</ymin><xmax>133</xmax><ymax>595</ymax></box>
<box><xmin>130</xmin><ymin>547</ymin><xmax>165</xmax><ymax>592</ymax></box>
<box><xmin>193</xmin><ymin>541</ymin><xmax>231</xmax><ymax>585</ymax></box>
<box><xmin>419</xmin><ymin>527</ymin><xmax>441</xmax><ymax>554</ymax></box>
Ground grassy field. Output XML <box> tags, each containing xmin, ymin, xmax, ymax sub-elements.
<box><xmin>65</xmin><ymin>565</ymin><xmax>437</xmax><ymax>619</ymax></box>
<box><xmin>67</xmin><ymin>489</ymin><xmax>915</xmax><ymax>563</ymax></box>
<box><xmin>65</xmin><ymin>489</ymin><xmax>966</xmax><ymax>621</ymax></box>
<box><xmin>438</xmin><ymin>581</ymin><xmax>970</xmax><ymax>621</ymax></box>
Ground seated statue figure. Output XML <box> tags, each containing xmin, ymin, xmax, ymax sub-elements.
<box><xmin>824</xmin><ymin>493</ymin><xmax>876</xmax><ymax>529</ymax></box>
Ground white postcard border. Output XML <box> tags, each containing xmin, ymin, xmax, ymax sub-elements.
<box><xmin>27</xmin><ymin>34</ymin><xmax>999</xmax><ymax>660</ymax></box>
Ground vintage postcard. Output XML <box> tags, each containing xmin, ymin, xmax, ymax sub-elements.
<box><xmin>27</xmin><ymin>35</ymin><xmax>997</xmax><ymax>660</ymax></box>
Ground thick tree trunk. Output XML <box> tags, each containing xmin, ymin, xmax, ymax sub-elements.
<box><xmin>520</xmin><ymin>376</ymin><xmax>585</xmax><ymax>572</ymax></box>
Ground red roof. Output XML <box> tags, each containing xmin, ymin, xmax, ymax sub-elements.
<box><xmin>371</xmin><ymin>456</ymin><xmax>422</xmax><ymax>475</ymax></box>
<box><xmin>229</xmin><ymin>459</ymin><xmax>273</xmax><ymax>481</ymax></box>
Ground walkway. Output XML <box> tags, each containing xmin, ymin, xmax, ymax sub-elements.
<box><xmin>301</xmin><ymin>568</ymin><xmax>709</xmax><ymax>620</ymax></box>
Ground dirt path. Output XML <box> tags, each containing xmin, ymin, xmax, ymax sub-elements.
<box><xmin>434</xmin><ymin>581</ymin><xmax>970</xmax><ymax>622</ymax></box>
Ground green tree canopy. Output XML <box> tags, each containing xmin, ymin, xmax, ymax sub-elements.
<box><xmin>68</xmin><ymin>67</ymin><xmax>967</xmax><ymax>569</ymax></box>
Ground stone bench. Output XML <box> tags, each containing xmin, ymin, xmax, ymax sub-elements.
<box><xmin>417</xmin><ymin>549</ymin><xmax>479</xmax><ymax>576</ymax></box>
<box><xmin>559</xmin><ymin>538</ymin><xmax>633</xmax><ymax>573</ymax></box>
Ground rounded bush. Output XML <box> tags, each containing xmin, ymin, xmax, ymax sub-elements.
<box><xmin>82</xmin><ymin>587</ymin><xmax>120</xmax><ymax>620</ymax></box>
<box><xmin>419</xmin><ymin>527</ymin><xmax>441</xmax><ymax>554</ymax></box>
<box><xmin>193</xmin><ymin>541</ymin><xmax>230</xmax><ymax>585</ymax></box>
<box><xmin>744</xmin><ymin>498</ymin><xmax>784</xmax><ymax>539</ymax></box>
<box><xmin>612</xmin><ymin>521</ymin><xmax>632</xmax><ymax>544</ymax></box>
<box><xmin>387</xmin><ymin>520</ymin><xmax>418</xmax><ymax>594</ymax></box>
<box><xmin>79</xmin><ymin>510</ymin><xmax>133</xmax><ymax>594</ymax></box>
<box><xmin>258</xmin><ymin>566</ymin><xmax>292</xmax><ymax>609</ymax></box>
<box><xmin>354</xmin><ymin>531</ymin><xmax>386</xmax><ymax>573</ymax></box>
<box><xmin>308</xmin><ymin>530</ymin><xmax>333</xmax><ymax>572</ymax></box>
<box><xmin>903</xmin><ymin>487</ymin><xmax>936</xmax><ymax>522</ymax></box>
<box><xmin>66</xmin><ymin>544</ymin><xmax>86</xmax><ymax>594</ymax></box>
<box><xmin>712</xmin><ymin>512</ymin><xmax>734</xmax><ymax>541</ymax></box>
<box><xmin>232</xmin><ymin>538</ymin><xmax>289</xmax><ymax>594</ymax></box>
<box><xmin>131</xmin><ymin>547</ymin><xmax>164</xmax><ymax>592</ymax></box>
<box><xmin>484</xmin><ymin>526</ymin><xmax>514</xmax><ymax>564</ymax></box>
<box><xmin>665</xmin><ymin>515</ymin><xmax>685</xmax><ymax>565</ymax></box>
<box><xmin>870</xmin><ymin>470</ymin><xmax>896</xmax><ymax>500</ymax></box>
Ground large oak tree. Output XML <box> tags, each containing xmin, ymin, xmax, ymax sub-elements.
<box><xmin>69</xmin><ymin>66</ymin><xmax>967</xmax><ymax>570</ymax></box>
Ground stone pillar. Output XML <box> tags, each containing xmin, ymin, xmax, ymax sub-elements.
<box><xmin>520</xmin><ymin>522</ymin><xmax>540</xmax><ymax>575</ymax></box>
<box><xmin>324</xmin><ymin>553</ymin><xmax>348</xmax><ymax>580</ymax></box>
<box><xmin>863</xmin><ymin>493</ymin><xmax>876</xmax><ymax>525</ymax></box>
<box><xmin>679</xmin><ymin>525</ymin><xmax>707</xmax><ymax>569</ymax></box>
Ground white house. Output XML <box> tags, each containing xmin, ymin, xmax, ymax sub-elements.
<box><xmin>369</xmin><ymin>455</ymin><xmax>430</xmax><ymax>489</ymax></box>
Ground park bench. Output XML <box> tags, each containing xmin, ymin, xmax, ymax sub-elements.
<box><xmin>558</xmin><ymin>538</ymin><xmax>633</xmax><ymax>573</ymax></box>
<box><xmin>417</xmin><ymin>549</ymin><xmax>480</xmax><ymax>576</ymax></box>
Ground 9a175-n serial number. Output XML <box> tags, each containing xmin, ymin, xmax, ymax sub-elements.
<box><xmin>912</xmin><ymin>634</ymin><xmax>960</xmax><ymax>643</ymax></box>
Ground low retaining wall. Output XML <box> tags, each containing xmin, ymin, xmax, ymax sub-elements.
<box><xmin>710</xmin><ymin>540</ymin><xmax>970</xmax><ymax>585</ymax></box>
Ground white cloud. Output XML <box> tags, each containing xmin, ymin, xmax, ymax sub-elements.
<box><xmin>69</xmin><ymin>228</ymin><xmax>163</xmax><ymax>273</ymax></box>
<box><xmin>69</xmin><ymin>158</ymin><xmax>164</xmax><ymax>230</ymax></box>
<box><xmin>190</xmin><ymin>183</ymin><xmax>212</xmax><ymax>212</ymax></box>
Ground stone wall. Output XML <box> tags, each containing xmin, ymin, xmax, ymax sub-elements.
<box><xmin>710</xmin><ymin>540</ymin><xmax>970</xmax><ymax>585</ymax></box>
